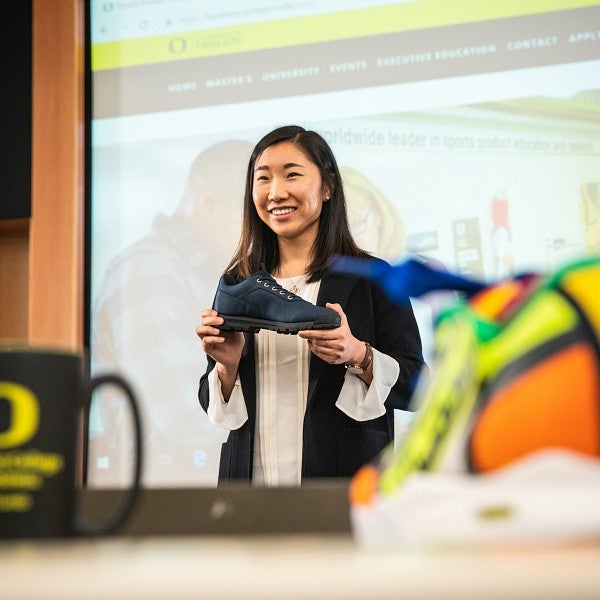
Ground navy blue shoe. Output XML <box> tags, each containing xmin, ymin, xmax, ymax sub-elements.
<box><xmin>213</xmin><ymin>267</ymin><xmax>341</xmax><ymax>334</ymax></box>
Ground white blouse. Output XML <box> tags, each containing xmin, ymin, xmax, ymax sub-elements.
<box><xmin>207</xmin><ymin>275</ymin><xmax>400</xmax><ymax>485</ymax></box>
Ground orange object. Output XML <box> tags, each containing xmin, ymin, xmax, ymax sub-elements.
<box><xmin>469</xmin><ymin>342</ymin><xmax>600</xmax><ymax>472</ymax></box>
<box><xmin>349</xmin><ymin>465</ymin><xmax>380</xmax><ymax>506</ymax></box>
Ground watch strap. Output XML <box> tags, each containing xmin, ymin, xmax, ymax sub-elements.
<box><xmin>345</xmin><ymin>342</ymin><xmax>372</xmax><ymax>373</ymax></box>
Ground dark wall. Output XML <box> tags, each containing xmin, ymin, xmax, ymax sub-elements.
<box><xmin>1</xmin><ymin>1</ymin><xmax>32</xmax><ymax>220</ymax></box>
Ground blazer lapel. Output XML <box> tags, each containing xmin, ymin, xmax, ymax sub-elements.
<box><xmin>307</xmin><ymin>270</ymin><xmax>359</xmax><ymax>409</ymax></box>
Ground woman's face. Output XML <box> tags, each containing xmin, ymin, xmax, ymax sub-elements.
<box><xmin>252</xmin><ymin>141</ymin><xmax>329</xmax><ymax>244</ymax></box>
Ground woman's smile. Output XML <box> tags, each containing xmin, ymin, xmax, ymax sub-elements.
<box><xmin>270</xmin><ymin>206</ymin><xmax>297</xmax><ymax>217</ymax></box>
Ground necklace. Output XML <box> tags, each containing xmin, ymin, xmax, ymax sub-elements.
<box><xmin>280</xmin><ymin>266</ymin><xmax>305</xmax><ymax>295</ymax></box>
<box><xmin>287</xmin><ymin>275</ymin><xmax>303</xmax><ymax>295</ymax></box>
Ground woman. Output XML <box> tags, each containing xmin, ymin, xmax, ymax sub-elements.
<box><xmin>196</xmin><ymin>125</ymin><xmax>424</xmax><ymax>485</ymax></box>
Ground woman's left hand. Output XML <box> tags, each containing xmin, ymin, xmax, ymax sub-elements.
<box><xmin>298</xmin><ymin>303</ymin><xmax>365</xmax><ymax>366</ymax></box>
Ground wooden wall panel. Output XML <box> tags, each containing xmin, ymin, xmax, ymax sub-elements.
<box><xmin>29</xmin><ymin>0</ymin><xmax>84</xmax><ymax>350</ymax></box>
<box><xmin>0</xmin><ymin>219</ymin><xmax>29</xmax><ymax>340</ymax></box>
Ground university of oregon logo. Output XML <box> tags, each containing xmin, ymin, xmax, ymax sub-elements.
<box><xmin>0</xmin><ymin>381</ymin><xmax>64</xmax><ymax>513</ymax></box>
<box><xmin>0</xmin><ymin>381</ymin><xmax>40</xmax><ymax>449</ymax></box>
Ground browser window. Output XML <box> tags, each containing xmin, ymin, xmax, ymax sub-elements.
<box><xmin>86</xmin><ymin>0</ymin><xmax>600</xmax><ymax>488</ymax></box>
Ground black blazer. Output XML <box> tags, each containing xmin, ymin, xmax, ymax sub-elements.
<box><xmin>198</xmin><ymin>265</ymin><xmax>425</xmax><ymax>481</ymax></box>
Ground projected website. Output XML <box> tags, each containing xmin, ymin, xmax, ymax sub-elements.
<box><xmin>87</xmin><ymin>0</ymin><xmax>600</xmax><ymax>488</ymax></box>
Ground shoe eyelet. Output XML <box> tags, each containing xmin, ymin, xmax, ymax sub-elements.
<box><xmin>264</xmin><ymin>283</ymin><xmax>270</xmax><ymax>287</ymax></box>
<box><xmin>272</xmin><ymin>287</ymin><xmax>278</xmax><ymax>291</ymax></box>
<box><xmin>287</xmin><ymin>295</ymin><xmax>293</xmax><ymax>300</ymax></box>
<box><xmin>279</xmin><ymin>291</ymin><xmax>285</xmax><ymax>295</ymax></box>
<box><xmin>256</xmin><ymin>278</ymin><xmax>262</xmax><ymax>283</ymax></box>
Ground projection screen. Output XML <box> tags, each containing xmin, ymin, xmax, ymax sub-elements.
<box><xmin>86</xmin><ymin>0</ymin><xmax>600</xmax><ymax>487</ymax></box>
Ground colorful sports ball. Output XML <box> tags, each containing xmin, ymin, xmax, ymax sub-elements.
<box><xmin>339</xmin><ymin>256</ymin><xmax>600</xmax><ymax>506</ymax></box>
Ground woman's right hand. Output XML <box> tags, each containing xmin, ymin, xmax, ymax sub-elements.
<box><xmin>196</xmin><ymin>309</ymin><xmax>244</xmax><ymax>369</ymax></box>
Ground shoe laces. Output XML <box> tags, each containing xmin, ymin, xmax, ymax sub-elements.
<box><xmin>256</xmin><ymin>277</ymin><xmax>296</xmax><ymax>300</ymax></box>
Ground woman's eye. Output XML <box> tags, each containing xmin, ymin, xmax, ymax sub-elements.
<box><xmin>287</xmin><ymin>172</ymin><xmax>301</xmax><ymax>178</ymax></box>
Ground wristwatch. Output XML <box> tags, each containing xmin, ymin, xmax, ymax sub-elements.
<box><xmin>345</xmin><ymin>342</ymin><xmax>373</xmax><ymax>375</ymax></box>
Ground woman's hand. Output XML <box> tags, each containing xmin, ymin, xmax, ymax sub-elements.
<box><xmin>196</xmin><ymin>309</ymin><xmax>244</xmax><ymax>369</ymax></box>
<box><xmin>196</xmin><ymin>309</ymin><xmax>245</xmax><ymax>401</ymax></box>
<box><xmin>298</xmin><ymin>303</ymin><xmax>366</xmax><ymax>367</ymax></box>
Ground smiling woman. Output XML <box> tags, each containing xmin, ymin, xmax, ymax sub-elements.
<box><xmin>196</xmin><ymin>125</ymin><xmax>425</xmax><ymax>486</ymax></box>
<box><xmin>252</xmin><ymin>140</ymin><xmax>329</xmax><ymax>245</ymax></box>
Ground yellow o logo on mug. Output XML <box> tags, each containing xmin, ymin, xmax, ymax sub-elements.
<box><xmin>0</xmin><ymin>382</ymin><xmax>40</xmax><ymax>449</ymax></box>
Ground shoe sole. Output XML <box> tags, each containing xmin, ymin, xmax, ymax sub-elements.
<box><xmin>218</xmin><ymin>314</ymin><xmax>340</xmax><ymax>335</ymax></box>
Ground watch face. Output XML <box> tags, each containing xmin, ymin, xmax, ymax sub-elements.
<box><xmin>346</xmin><ymin>365</ymin><xmax>364</xmax><ymax>375</ymax></box>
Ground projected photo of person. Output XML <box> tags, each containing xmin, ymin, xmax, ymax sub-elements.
<box><xmin>341</xmin><ymin>166</ymin><xmax>406</xmax><ymax>261</ymax></box>
<box><xmin>490</xmin><ymin>193</ymin><xmax>514</xmax><ymax>279</ymax></box>
<box><xmin>88</xmin><ymin>140</ymin><xmax>253</xmax><ymax>487</ymax></box>
<box><xmin>580</xmin><ymin>182</ymin><xmax>600</xmax><ymax>254</ymax></box>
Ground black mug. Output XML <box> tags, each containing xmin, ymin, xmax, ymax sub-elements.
<box><xmin>0</xmin><ymin>347</ymin><xmax>142</xmax><ymax>538</ymax></box>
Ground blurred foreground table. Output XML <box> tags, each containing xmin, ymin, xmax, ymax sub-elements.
<box><xmin>3</xmin><ymin>533</ymin><xmax>600</xmax><ymax>599</ymax></box>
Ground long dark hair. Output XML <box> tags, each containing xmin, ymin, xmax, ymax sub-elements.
<box><xmin>225</xmin><ymin>125</ymin><xmax>369</xmax><ymax>281</ymax></box>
